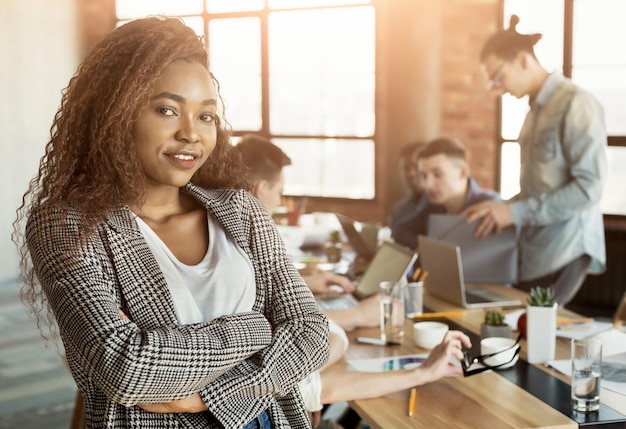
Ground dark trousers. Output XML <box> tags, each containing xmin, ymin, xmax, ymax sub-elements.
<box><xmin>516</xmin><ymin>254</ymin><xmax>591</xmax><ymax>306</ymax></box>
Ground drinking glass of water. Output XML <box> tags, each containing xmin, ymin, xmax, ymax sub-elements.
<box><xmin>571</xmin><ymin>338</ymin><xmax>602</xmax><ymax>413</ymax></box>
<box><xmin>379</xmin><ymin>281</ymin><xmax>405</xmax><ymax>344</ymax></box>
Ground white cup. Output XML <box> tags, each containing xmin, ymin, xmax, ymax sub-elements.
<box><xmin>413</xmin><ymin>321</ymin><xmax>449</xmax><ymax>349</ymax></box>
<box><xmin>480</xmin><ymin>337</ymin><xmax>519</xmax><ymax>369</ymax></box>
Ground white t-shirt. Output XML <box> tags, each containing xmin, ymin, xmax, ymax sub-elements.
<box><xmin>134</xmin><ymin>212</ymin><xmax>256</xmax><ymax>323</ymax></box>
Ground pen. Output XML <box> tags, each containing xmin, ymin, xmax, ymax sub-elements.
<box><xmin>412</xmin><ymin>311</ymin><xmax>464</xmax><ymax>320</ymax></box>
<box><xmin>408</xmin><ymin>387</ymin><xmax>416</xmax><ymax>417</ymax></box>
<box><xmin>419</xmin><ymin>271</ymin><xmax>429</xmax><ymax>282</ymax></box>
<box><xmin>356</xmin><ymin>336</ymin><xmax>386</xmax><ymax>346</ymax></box>
<box><xmin>557</xmin><ymin>317</ymin><xmax>593</xmax><ymax>325</ymax></box>
<box><xmin>411</xmin><ymin>268</ymin><xmax>422</xmax><ymax>282</ymax></box>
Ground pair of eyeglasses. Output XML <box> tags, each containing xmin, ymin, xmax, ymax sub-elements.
<box><xmin>461</xmin><ymin>333</ymin><xmax>522</xmax><ymax>377</ymax></box>
<box><xmin>487</xmin><ymin>62</ymin><xmax>506</xmax><ymax>90</ymax></box>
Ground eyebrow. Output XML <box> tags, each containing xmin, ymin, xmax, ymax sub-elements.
<box><xmin>152</xmin><ymin>92</ymin><xmax>216</xmax><ymax>106</ymax></box>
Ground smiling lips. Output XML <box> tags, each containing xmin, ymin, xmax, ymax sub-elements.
<box><xmin>168</xmin><ymin>152</ymin><xmax>200</xmax><ymax>169</ymax></box>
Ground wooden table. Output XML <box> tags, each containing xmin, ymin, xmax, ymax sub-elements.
<box><xmin>332</xmin><ymin>285</ymin><xmax>626</xmax><ymax>429</ymax></box>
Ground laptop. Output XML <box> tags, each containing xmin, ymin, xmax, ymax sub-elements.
<box><xmin>427</xmin><ymin>214</ymin><xmax>518</xmax><ymax>284</ymax></box>
<box><xmin>316</xmin><ymin>241</ymin><xmax>417</xmax><ymax>311</ymax></box>
<box><xmin>335</xmin><ymin>213</ymin><xmax>377</xmax><ymax>262</ymax></box>
<box><xmin>417</xmin><ymin>235</ymin><xmax>521</xmax><ymax>309</ymax></box>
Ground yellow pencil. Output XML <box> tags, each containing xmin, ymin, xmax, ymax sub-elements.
<box><xmin>411</xmin><ymin>268</ymin><xmax>422</xmax><ymax>282</ymax></box>
<box><xmin>419</xmin><ymin>271</ymin><xmax>429</xmax><ymax>282</ymax></box>
<box><xmin>408</xmin><ymin>387</ymin><xmax>416</xmax><ymax>417</ymax></box>
<box><xmin>412</xmin><ymin>311</ymin><xmax>464</xmax><ymax>320</ymax></box>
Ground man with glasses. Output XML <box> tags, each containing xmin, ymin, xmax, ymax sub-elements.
<box><xmin>464</xmin><ymin>15</ymin><xmax>608</xmax><ymax>307</ymax></box>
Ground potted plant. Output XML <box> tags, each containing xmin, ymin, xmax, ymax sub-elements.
<box><xmin>525</xmin><ymin>286</ymin><xmax>558</xmax><ymax>364</ymax></box>
<box><xmin>480</xmin><ymin>310</ymin><xmax>512</xmax><ymax>339</ymax></box>
<box><xmin>324</xmin><ymin>230</ymin><xmax>343</xmax><ymax>263</ymax></box>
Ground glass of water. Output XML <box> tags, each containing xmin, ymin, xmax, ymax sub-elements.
<box><xmin>571</xmin><ymin>338</ymin><xmax>602</xmax><ymax>413</ymax></box>
<box><xmin>379</xmin><ymin>281</ymin><xmax>405</xmax><ymax>344</ymax></box>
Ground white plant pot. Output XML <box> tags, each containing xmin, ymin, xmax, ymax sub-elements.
<box><xmin>526</xmin><ymin>303</ymin><xmax>558</xmax><ymax>364</ymax></box>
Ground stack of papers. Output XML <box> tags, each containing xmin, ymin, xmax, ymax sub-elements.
<box><xmin>555</xmin><ymin>316</ymin><xmax>613</xmax><ymax>340</ymax></box>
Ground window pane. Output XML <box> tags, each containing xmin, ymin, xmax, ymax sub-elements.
<box><xmin>269</xmin><ymin>0</ymin><xmax>370</xmax><ymax>9</ymax></box>
<box><xmin>116</xmin><ymin>0</ymin><xmax>203</xmax><ymax>19</ymax></box>
<box><xmin>503</xmin><ymin>0</ymin><xmax>563</xmax><ymax>72</ymax></box>
<box><xmin>116</xmin><ymin>16</ymin><xmax>204</xmax><ymax>37</ymax></box>
<box><xmin>206</xmin><ymin>0</ymin><xmax>264</xmax><ymax>13</ymax></box>
<box><xmin>501</xmin><ymin>94</ymin><xmax>529</xmax><ymax>141</ymax></box>
<box><xmin>600</xmin><ymin>146</ymin><xmax>626</xmax><ymax>215</ymax></box>
<box><xmin>268</xmin><ymin>7</ymin><xmax>375</xmax><ymax>136</ymax></box>
<box><xmin>500</xmin><ymin>142</ymin><xmax>520</xmax><ymax>200</ymax></box>
<box><xmin>274</xmin><ymin>138</ymin><xmax>375</xmax><ymax>199</ymax></box>
<box><xmin>572</xmin><ymin>0</ymin><xmax>626</xmax><ymax>136</ymax></box>
<box><xmin>209</xmin><ymin>18</ymin><xmax>262</xmax><ymax>131</ymax></box>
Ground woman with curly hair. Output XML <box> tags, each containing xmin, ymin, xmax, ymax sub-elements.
<box><xmin>13</xmin><ymin>16</ymin><xmax>329</xmax><ymax>429</ymax></box>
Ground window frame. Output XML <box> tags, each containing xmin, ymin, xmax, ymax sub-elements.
<box><xmin>116</xmin><ymin>2</ymin><xmax>377</xmax><ymax>201</ymax></box>
<box><xmin>496</xmin><ymin>0</ymin><xmax>626</xmax><ymax>217</ymax></box>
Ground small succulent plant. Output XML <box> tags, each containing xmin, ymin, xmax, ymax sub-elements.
<box><xmin>484</xmin><ymin>310</ymin><xmax>506</xmax><ymax>326</ymax></box>
<box><xmin>329</xmin><ymin>230</ymin><xmax>342</xmax><ymax>244</ymax></box>
<box><xmin>527</xmin><ymin>286</ymin><xmax>555</xmax><ymax>307</ymax></box>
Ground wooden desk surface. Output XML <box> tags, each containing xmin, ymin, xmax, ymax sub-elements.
<box><xmin>334</xmin><ymin>285</ymin><xmax>626</xmax><ymax>429</ymax></box>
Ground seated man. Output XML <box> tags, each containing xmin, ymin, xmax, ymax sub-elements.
<box><xmin>391</xmin><ymin>137</ymin><xmax>499</xmax><ymax>250</ymax></box>
<box><xmin>387</xmin><ymin>141</ymin><xmax>427</xmax><ymax>236</ymax></box>
<box><xmin>234</xmin><ymin>134</ymin><xmax>379</xmax><ymax>331</ymax></box>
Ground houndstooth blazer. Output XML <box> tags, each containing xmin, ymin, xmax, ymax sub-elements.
<box><xmin>26</xmin><ymin>183</ymin><xmax>330</xmax><ymax>428</ymax></box>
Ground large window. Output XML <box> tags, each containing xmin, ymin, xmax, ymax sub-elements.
<box><xmin>498</xmin><ymin>0</ymin><xmax>626</xmax><ymax>215</ymax></box>
<box><xmin>116</xmin><ymin>0</ymin><xmax>376</xmax><ymax>199</ymax></box>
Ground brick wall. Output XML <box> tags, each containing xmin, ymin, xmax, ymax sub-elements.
<box><xmin>440</xmin><ymin>0</ymin><xmax>500</xmax><ymax>192</ymax></box>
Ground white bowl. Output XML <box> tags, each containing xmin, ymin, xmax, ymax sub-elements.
<box><xmin>413</xmin><ymin>321</ymin><xmax>449</xmax><ymax>349</ymax></box>
<box><xmin>480</xmin><ymin>337</ymin><xmax>519</xmax><ymax>369</ymax></box>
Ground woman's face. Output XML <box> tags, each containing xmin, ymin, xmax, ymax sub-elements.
<box><xmin>132</xmin><ymin>60</ymin><xmax>218</xmax><ymax>190</ymax></box>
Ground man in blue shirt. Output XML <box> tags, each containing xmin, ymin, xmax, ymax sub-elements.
<box><xmin>391</xmin><ymin>137</ymin><xmax>499</xmax><ymax>250</ymax></box>
<box><xmin>387</xmin><ymin>141</ymin><xmax>427</xmax><ymax>239</ymax></box>
<box><xmin>464</xmin><ymin>15</ymin><xmax>607</xmax><ymax>306</ymax></box>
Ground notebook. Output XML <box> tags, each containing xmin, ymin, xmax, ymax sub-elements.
<box><xmin>427</xmin><ymin>214</ymin><xmax>518</xmax><ymax>284</ymax></box>
<box><xmin>335</xmin><ymin>213</ymin><xmax>377</xmax><ymax>261</ymax></box>
<box><xmin>316</xmin><ymin>241</ymin><xmax>417</xmax><ymax>311</ymax></box>
<box><xmin>417</xmin><ymin>235</ymin><xmax>521</xmax><ymax>309</ymax></box>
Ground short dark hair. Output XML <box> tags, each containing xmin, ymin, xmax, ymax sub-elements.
<box><xmin>235</xmin><ymin>134</ymin><xmax>292</xmax><ymax>183</ymax></box>
<box><xmin>417</xmin><ymin>137</ymin><xmax>468</xmax><ymax>163</ymax></box>
<box><xmin>480</xmin><ymin>15</ymin><xmax>542</xmax><ymax>62</ymax></box>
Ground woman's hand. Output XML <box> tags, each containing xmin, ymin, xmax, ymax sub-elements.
<box><xmin>308</xmin><ymin>410</ymin><xmax>321</xmax><ymax>428</ymax></box>
<box><xmin>300</xmin><ymin>266</ymin><xmax>356</xmax><ymax>296</ymax></box>
<box><xmin>417</xmin><ymin>330</ymin><xmax>472</xmax><ymax>383</ymax></box>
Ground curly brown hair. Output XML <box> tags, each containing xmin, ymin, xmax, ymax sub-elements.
<box><xmin>14</xmin><ymin>16</ymin><xmax>250</xmax><ymax>339</ymax></box>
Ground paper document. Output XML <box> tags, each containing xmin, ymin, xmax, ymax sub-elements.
<box><xmin>555</xmin><ymin>316</ymin><xmax>613</xmax><ymax>340</ymax></box>
<box><xmin>348</xmin><ymin>354</ymin><xmax>460</xmax><ymax>372</ymax></box>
